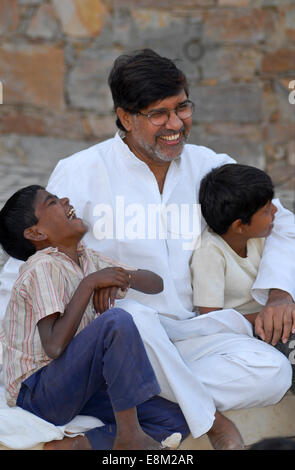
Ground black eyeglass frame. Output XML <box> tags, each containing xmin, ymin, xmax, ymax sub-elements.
<box><xmin>136</xmin><ymin>100</ymin><xmax>195</xmax><ymax>126</ymax></box>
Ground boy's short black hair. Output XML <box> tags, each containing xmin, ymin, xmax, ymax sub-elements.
<box><xmin>199</xmin><ymin>164</ymin><xmax>274</xmax><ymax>235</ymax></box>
<box><xmin>0</xmin><ymin>185</ymin><xmax>44</xmax><ymax>261</ymax></box>
<box><xmin>108</xmin><ymin>48</ymin><xmax>189</xmax><ymax>132</ymax></box>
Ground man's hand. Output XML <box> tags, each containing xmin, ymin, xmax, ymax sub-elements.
<box><xmin>255</xmin><ymin>289</ymin><xmax>295</xmax><ymax>345</ymax></box>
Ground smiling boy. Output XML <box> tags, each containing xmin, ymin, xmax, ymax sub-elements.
<box><xmin>0</xmin><ymin>185</ymin><xmax>189</xmax><ymax>450</ymax></box>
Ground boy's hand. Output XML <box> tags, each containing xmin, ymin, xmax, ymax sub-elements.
<box><xmin>93</xmin><ymin>286</ymin><xmax>120</xmax><ymax>314</ymax></box>
<box><xmin>88</xmin><ymin>267</ymin><xmax>130</xmax><ymax>290</ymax></box>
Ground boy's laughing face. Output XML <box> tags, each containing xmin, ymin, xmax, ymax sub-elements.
<box><xmin>30</xmin><ymin>189</ymin><xmax>87</xmax><ymax>247</ymax></box>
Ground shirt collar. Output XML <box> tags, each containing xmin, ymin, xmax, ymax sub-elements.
<box><xmin>23</xmin><ymin>241</ymin><xmax>86</xmax><ymax>269</ymax></box>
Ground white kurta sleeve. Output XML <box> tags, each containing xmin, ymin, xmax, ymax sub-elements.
<box><xmin>252</xmin><ymin>198</ymin><xmax>295</xmax><ymax>305</ymax></box>
<box><xmin>191</xmin><ymin>246</ymin><xmax>226</xmax><ymax>308</ymax></box>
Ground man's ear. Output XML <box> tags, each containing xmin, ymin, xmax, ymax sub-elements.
<box><xmin>24</xmin><ymin>226</ymin><xmax>48</xmax><ymax>242</ymax></box>
<box><xmin>231</xmin><ymin>219</ymin><xmax>245</xmax><ymax>235</ymax></box>
<box><xmin>116</xmin><ymin>107</ymin><xmax>134</xmax><ymax>132</ymax></box>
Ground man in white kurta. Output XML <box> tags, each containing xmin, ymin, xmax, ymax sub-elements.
<box><xmin>0</xmin><ymin>49</ymin><xmax>294</xmax><ymax>444</ymax></box>
<box><xmin>1</xmin><ymin>131</ymin><xmax>292</xmax><ymax>437</ymax></box>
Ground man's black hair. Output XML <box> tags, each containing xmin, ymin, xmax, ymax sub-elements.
<box><xmin>108</xmin><ymin>48</ymin><xmax>189</xmax><ymax>132</ymax></box>
<box><xmin>199</xmin><ymin>164</ymin><xmax>274</xmax><ymax>235</ymax></box>
<box><xmin>0</xmin><ymin>185</ymin><xmax>44</xmax><ymax>261</ymax></box>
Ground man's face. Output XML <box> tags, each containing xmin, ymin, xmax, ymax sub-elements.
<box><xmin>126</xmin><ymin>90</ymin><xmax>192</xmax><ymax>163</ymax></box>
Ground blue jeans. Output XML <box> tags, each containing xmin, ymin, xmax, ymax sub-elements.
<box><xmin>17</xmin><ymin>308</ymin><xmax>189</xmax><ymax>449</ymax></box>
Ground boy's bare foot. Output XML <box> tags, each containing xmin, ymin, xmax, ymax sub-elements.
<box><xmin>44</xmin><ymin>435</ymin><xmax>92</xmax><ymax>450</ymax></box>
<box><xmin>44</xmin><ymin>432</ymin><xmax>162</xmax><ymax>451</ymax></box>
<box><xmin>113</xmin><ymin>430</ymin><xmax>162</xmax><ymax>450</ymax></box>
<box><xmin>207</xmin><ymin>411</ymin><xmax>244</xmax><ymax>450</ymax></box>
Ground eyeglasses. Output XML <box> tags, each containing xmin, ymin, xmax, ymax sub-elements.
<box><xmin>136</xmin><ymin>100</ymin><xmax>194</xmax><ymax>126</ymax></box>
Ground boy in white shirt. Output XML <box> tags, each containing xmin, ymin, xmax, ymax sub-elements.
<box><xmin>191</xmin><ymin>163</ymin><xmax>295</xmax><ymax>392</ymax></box>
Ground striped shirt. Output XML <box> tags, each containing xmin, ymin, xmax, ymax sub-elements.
<box><xmin>0</xmin><ymin>243</ymin><xmax>134</xmax><ymax>406</ymax></box>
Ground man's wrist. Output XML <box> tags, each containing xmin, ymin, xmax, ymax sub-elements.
<box><xmin>267</xmin><ymin>288</ymin><xmax>294</xmax><ymax>305</ymax></box>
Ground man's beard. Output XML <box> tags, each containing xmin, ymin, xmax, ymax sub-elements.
<box><xmin>139</xmin><ymin>130</ymin><xmax>189</xmax><ymax>163</ymax></box>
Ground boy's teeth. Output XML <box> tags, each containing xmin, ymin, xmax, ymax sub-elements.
<box><xmin>67</xmin><ymin>208</ymin><xmax>76</xmax><ymax>220</ymax></box>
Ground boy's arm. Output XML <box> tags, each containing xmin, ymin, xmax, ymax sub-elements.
<box><xmin>129</xmin><ymin>269</ymin><xmax>163</xmax><ymax>294</ymax></box>
<box><xmin>93</xmin><ymin>269</ymin><xmax>164</xmax><ymax>314</ymax></box>
<box><xmin>244</xmin><ymin>312</ymin><xmax>259</xmax><ymax>326</ymax></box>
<box><xmin>37</xmin><ymin>267</ymin><xmax>130</xmax><ymax>359</ymax></box>
<box><xmin>198</xmin><ymin>306</ymin><xmax>222</xmax><ymax>315</ymax></box>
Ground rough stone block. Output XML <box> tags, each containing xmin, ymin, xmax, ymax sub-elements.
<box><xmin>283</xmin><ymin>6</ymin><xmax>295</xmax><ymax>41</ymax></box>
<box><xmin>287</xmin><ymin>141</ymin><xmax>295</xmax><ymax>166</ymax></box>
<box><xmin>267</xmin><ymin>160</ymin><xmax>295</xmax><ymax>186</ymax></box>
<box><xmin>67</xmin><ymin>46</ymin><xmax>119</xmax><ymax>111</ymax></box>
<box><xmin>85</xmin><ymin>115</ymin><xmax>117</xmax><ymax>138</ymax></box>
<box><xmin>27</xmin><ymin>3</ymin><xmax>60</xmax><ymax>39</ymax></box>
<box><xmin>190</xmin><ymin>126</ymin><xmax>265</xmax><ymax>168</ymax></box>
<box><xmin>263</xmin><ymin>123</ymin><xmax>295</xmax><ymax>144</ymax></box>
<box><xmin>204</xmin><ymin>8</ymin><xmax>277</xmax><ymax>44</ymax></box>
<box><xmin>0</xmin><ymin>108</ymin><xmax>88</xmax><ymax>140</ymax></box>
<box><xmin>262</xmin><ymin>49</ymin><xmax>295</xmax><ymax>74</ymax></box>
<box><xmin>52</xmin><ymin>0</ymin><xmax>108</xmax><ymax>38</ymax></box>
<box><xmin>0</xmin><ymin>108</ymin><xmax>46</xmax><ymax>136</ymax></box>
<box><xmin>200</xmin><ymin>47</ymin><xmax>261</xmax><ymax>81</ymax></box>
<box><xmin>190</xmin><ymin>84</ymin><xmax>263</xmax><ymax>122</ymax></box>
<box><xmin>217</xmin><ymin>0</ymin><xmax>250</xmax><ymax>6</ymax></box>
<box><xmin>106</xmin><ymin>0</ymin><xmax>216</xmax><ymax>7</ymax></box>
<box><xmin>18</xmin><ymin>0</ymin><xmax>42</xmax><ymax>4</ymax></box>
<box><xmin>0</xmin><ymin>43</ymin><xmax>65</xmax><ymax>110</ymax></box>
<box><xmin>0</xmin><ymin>0</ymin><xmax>20</xmax><ymax>35</ymax></box>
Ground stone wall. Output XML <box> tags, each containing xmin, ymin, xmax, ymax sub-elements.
<box><xmin>0</xmin><ymin>0</ymin><xmax>294</xmax><ymax>210</ymax></box>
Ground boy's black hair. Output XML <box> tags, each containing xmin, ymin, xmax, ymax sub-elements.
<box><xmin>0</xmin><ymin>185</ymin><xmax>44</xmax><ymax>261</ymax></box>
<box><xmin>108</xmin><ymin>48</ymin><xmax>189</xmax><ymax>132</ymax></box>
<box><xmin>199</xmin><ymin>164</ymin><xmax>274</xmax><ymax>235</ymax></box>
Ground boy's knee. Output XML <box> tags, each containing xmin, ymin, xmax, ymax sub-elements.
<box><xmin>97</xmin><ymin>308</ymin><xmax>135</xmax><ymax>333</ymax></box>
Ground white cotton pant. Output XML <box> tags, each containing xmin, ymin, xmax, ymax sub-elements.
<box><xmin>116</xmin><ymin>299</ymin><xmax>292</xmax><ymax>439</ymax></box>
<box><xmin>175</xmin><ymin>332</ymin><xmax>292</xmax><ymax>411</ymax></box>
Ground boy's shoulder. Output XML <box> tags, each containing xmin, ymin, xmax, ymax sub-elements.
<box><xmin>17</xmin><ymin>249</ymin><xmax>60</xmax><ymax>284</ymax></box>
<box><xmin>198</xmin><ymin>227</ymin><xmax>225</xmax><ymax>251</ymax></box>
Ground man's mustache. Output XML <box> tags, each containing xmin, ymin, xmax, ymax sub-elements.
<box><xmin>155</xmin><ymin>127</ymin><xmax>186</xmax><ymax>138</ymax></box>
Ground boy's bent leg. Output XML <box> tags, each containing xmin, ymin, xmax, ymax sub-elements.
<box><xmin>82</xmin><ymin>396</ymin><xmax>190</xmax><ymax>450</ymax></box>
<box><xmin>17</xmin><ymin>308</ymin><xmax>160</xmax><ymax>425</ymax></box>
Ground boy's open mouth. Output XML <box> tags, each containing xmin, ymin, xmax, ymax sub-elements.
<box><xmin>66</xmin><ymin>207</ymin><xmax>76</xmax><ymax>220</ymax></box>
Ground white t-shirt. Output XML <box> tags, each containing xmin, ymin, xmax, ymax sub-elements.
<box><xmin>191</xmin><ymin>228</ymin><xmax>265</xmax><ymax>315</ymax></box>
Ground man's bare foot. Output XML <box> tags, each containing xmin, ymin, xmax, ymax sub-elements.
<box><xmin>207</xmin><ymin>411</ymin><xmax>244</xmax><ymax>450</ymax></box>
<box><xmin>113</xmin><ymin>430</ymin><xmax>162</xmax><ymax>450</ymax></box>
<box><xmin>44</xmin><ymin>435</ymin><xmax>92</xmax><ymax>450</ymax></box>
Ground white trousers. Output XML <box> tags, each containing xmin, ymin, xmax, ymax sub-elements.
<box><xmin>117</xmin><ymin>299</ymin><xmax>292</xmax><ymax>439</ymax></box>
